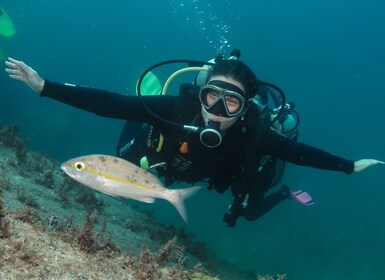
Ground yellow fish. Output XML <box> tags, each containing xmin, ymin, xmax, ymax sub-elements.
<box><xmin>61</xmin><ymin>154</ymin><xmax>201</xmax><ymax>222</ymax></box>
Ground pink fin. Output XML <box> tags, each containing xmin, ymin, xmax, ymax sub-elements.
<box><xmin>290</xmin><ymin>190</ymin><xmax>314</xmax><ymax>206</ymax></box>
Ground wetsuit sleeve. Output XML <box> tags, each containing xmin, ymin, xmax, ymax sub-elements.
<box><xmin>261</xmin><ymin>128</ymin><xmax>355</xmax><ymax>174</ymax></box>
<box><xmin>40</xmin><ymin>80</ymin><xmax>176</xmax><ymax>123</ymax></box>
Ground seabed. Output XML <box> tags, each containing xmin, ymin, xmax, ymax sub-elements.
<box><xmin>0</xmin><ymin>123</ymin><xmax>285</xmax><ymax>280</ymax></box>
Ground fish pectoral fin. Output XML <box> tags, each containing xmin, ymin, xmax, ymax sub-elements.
<box><xmin>102</xmin><ymin>180</ymin><xmax>122</xmax><ymax>188</ymax></box>
<box><xmin>102</xmin><ymin>180</ymin><xmax>155</xmax><ymax>204</ymax></box>
<box><xmin>136</xmin><ymin>197</ymin><xmax>155</xmax><ymax>203</ymax></box>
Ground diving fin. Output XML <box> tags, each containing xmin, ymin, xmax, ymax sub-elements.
<box><xmin>290</xmin><ymin>189</ymin><xmax>314</xmax><ymax>206</ymax></box>
<box><xmin>136</xmin><ymin>71</ymin><xmax>162</xmax><ymax>96</ymax></box>
<box><xmin>0</xmin><ymin>6</ymin><xmax>16</xmax><ymax>37</ymax></box>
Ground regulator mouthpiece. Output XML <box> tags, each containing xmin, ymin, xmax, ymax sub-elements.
<box><xmin>199</xmin><ymin>121</ymin><xmax>223</xmax><ymax>148</ymax></box>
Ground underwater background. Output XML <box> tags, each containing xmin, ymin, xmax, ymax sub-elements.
<box><xmin>1</xmin><ymin>0</ymin><xmax>385</xmax><ymax>279</ymax></box>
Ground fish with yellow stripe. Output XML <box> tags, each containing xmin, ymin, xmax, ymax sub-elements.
<box><xmin>61</xmin><ymin>154</ymin><xmax>201</xmax><ymax>222</ymax></box>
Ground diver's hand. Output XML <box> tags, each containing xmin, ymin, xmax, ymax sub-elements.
<box><xmin>5</xmin><ymin>57</ymin><xmax>45</xmax><ymax>93</ymax></box>
<box><xmin>354</xmin><ymin>159</ymin><xmax>384</xmax><ymax>172</ymax></box>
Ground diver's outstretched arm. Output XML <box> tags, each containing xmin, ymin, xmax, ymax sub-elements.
<box><xmin>354</xmin><ymin>159</ymin><xmax>384</xmax><ymax>172</ymax></box>
<box><xmin>5</xmin><ymin>57</ymin><xmax>44</xmax><ymax>93</ymax></box>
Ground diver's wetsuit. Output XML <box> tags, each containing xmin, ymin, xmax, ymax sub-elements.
<box><xmin>41</xmin><ymin>81</ymin><xmax>355</xmax><ymax>226</ymax></box>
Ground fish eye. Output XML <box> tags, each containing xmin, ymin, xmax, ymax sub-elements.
<box><xmin>74</xmin><ymin>162</ymin><xmax>85</xmax><ymax>170</ymax></box>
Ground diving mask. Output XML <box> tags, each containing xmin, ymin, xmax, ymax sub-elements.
<box><xmin>199</xmin><ymin>80</ymin><xmax>250</xmax><ymax>118</ymax></box>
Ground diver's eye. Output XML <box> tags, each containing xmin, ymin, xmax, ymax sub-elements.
<box><xmin>74</xmin><ymin>162</ymin><xmax>85</xmax><ymax>170</ymax></box>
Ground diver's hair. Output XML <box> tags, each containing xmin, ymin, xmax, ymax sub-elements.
<box><xmin>206</xmin><ymin>56</ymin><xmax>267</xmax><ymax>103</ymax></box>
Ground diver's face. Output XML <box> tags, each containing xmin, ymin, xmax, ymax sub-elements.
<box><xmin>205</xmin><ymin>77</ymin><xmax>245</xmax><ymax>114</ymax></box>
<box><xmin>203</xmin><ymin>76</ymin><xmax>246</xmax><ymax>119</ymax></box>
<box><xmin>205</xmin><ymin>89</ymin><xmax>242</xmax><ymax>115</ymax></box>
<box><xmin>201</xmin><ymin>75</ymin><xmax>247</xmax><ymax>129</ymax></box>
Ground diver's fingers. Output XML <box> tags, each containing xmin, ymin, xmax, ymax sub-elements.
<box><xmin>6</xmin><ymin>58</ymin><xmax>30</xmax><ymax>74</ymax></box>
<box><xmin>5</xmin><ymin>66</ymin><xmax>28</xmax><ymax>82</ymax></box>
<box><xmin>8</xmin><ymin>74</ymin><xmax>27</xmax><ymax>83</ymax></box>
<box><xmin>354</xmin><ymin>159</ymin><xmax>385</xmax><ymax>172</ymax></box>
<box><xmin>5</xmin><ymin>61</ymin><xmax>18</xmax><ymax>71</ymax></box>
<box><xmin>7</xmin><ymin>57</ymin><xmax>19</xmax><ymax>63</ymax></box>
<box><xmin>6</xmin><ymin>59</ymin><xmax>38</xmax><ymax>82</ymax></box>
<box><xmin>5</xmin><ymin>62</ymin><xmax>24</xmax><ymax>75</ymax></box>
<box><xmin>7</xmin><ymin>57</ymin><xmax>23</xmax><ymax>67</ymax></box>
<box><xmin>5</xmin><ymin>58</ymin><xmax>21</xmax><ymax>69</ymax></box>
<box><xmin>366</xmin><ymin>159</ymin><xmax>384</xmax><ymax>165</ymax></box>
<box><xmin>5</xmin><ymin>68</ymin><xmax>21</xmax><ymax>75</ymax></box>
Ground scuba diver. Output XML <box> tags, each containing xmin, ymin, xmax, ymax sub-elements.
<box><xmin>116</xmin><ymin>49</ymin><xmax>303</xmax><ymax>227</ymax></box>
<box><xmin>4</xmin><ymin>53</ymin><xmax>384</xmax><ymax>227</ymax></box>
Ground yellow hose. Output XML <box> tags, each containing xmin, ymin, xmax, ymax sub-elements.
<box><xmin>156</xmin><ymin>66</ymin><xmax>209</xmax><ymax>152</ymax></box>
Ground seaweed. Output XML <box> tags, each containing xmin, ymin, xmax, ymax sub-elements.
<box><xmin>0</xmin><ymin>124</ymin><xmax>27</xmax><ymax>161</ymax></box>
<box><xmin>17</xmin><ymin>190</ymin><xmax>40</xmax><ymax>209</ymax></box>
<box><xmin>76</xmin><ymin>210</ymin><xmax>98</xmax><ymax>253</ymax></box>
<box><xmin>71</xmin><ymin>210</ymin><xmax>120</xmax><ymax>256</ymax></box>
<box><xmin>0</xmin><ymin>166</ymin><xmax>10</xmax><ymax>239</ymax></box>
<box><xmin>10</xmin><ymin>207</ymin><xmax>41</xmax><ymax>225</ymax></box>
<box><xmin>34</xmin><ymin>169</ymin><xmax>55</xmax><ymax>188</ymax></box>
<box><xmin>0</xmin><ymin>189</ymin><xmax>11</xmax><ymax>238</ymax></box>
<box><xmin>124</xmin><ymin>237</ymin><xmax>201</xmax><ymax>280</ymax></box>
<box><xmin>0</xmin><ymin>177</ymin><xmax>10</xmax><ymax>191</ymax></box>
<box><xmin>74</xmin><ymin>186</ymin><xmax>104</xmax><ymax>210</ymax></box>
<box><xmin>55</xmin><ymin>177</ymin><xmax>76</xmax><ymax>208</ymax></box>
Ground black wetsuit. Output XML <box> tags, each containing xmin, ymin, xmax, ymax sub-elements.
<box><xmin>41</xmin><ymin>81</ymin><xmax>355</xmax><ymax>226</ymax></box>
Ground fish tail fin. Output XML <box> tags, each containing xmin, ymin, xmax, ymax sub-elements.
<box><xmin>170</xmin><ymin>186</ymin><xmax>202</xmax><ymax>223</ymax></box>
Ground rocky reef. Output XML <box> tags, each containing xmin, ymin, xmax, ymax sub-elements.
<box><xmin>0</xmin><ymin>123</ymin><xmax>286</xmax><ymax>280</ymax></box>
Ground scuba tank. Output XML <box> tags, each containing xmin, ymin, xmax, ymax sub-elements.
<box><xmin>271</xmin><ymin>101</ymin><xmax>300</xmax><ymax>140</ymax></box>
